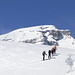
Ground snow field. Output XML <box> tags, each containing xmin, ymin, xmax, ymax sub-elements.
<box><xmin>0</xmin><ymin>41</ymin><xmax>75</xmax><ymax>75</ymax></box>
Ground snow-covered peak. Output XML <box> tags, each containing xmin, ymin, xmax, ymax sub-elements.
<box><xmin>13</xmin><ymin>25</ymin><xmax>57</xmax><ymax>32</ymax></box>
<box><xmin>0</xmin><ymin>25</ymin><xmax>75</xmax><ymax>48</ymax></box>
<box><xmin>37</xmin><ymin>25</ymin><xmax>58</xmax><ymax>30</ymax></box>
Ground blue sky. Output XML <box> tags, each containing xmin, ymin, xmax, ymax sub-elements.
<box><xmin>0</xmin><ymin>0</ymin><xmax>75</xmax><ymax>38</ymax></box>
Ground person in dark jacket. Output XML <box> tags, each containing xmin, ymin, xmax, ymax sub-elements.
<box><xmin>48</xmin><ymin>50</ymin><xmax>52</xmax><ymax>59</ymax></box>
<box><xmin>53</xmin><ymin>46</ymin><xmax>57</xmax><ymax>54</ymax></box>
<box><xmin>42</xmin><ymin>51</ymin><xmax>47</xmax><ymax>60</ymax></box>
<box><xmin>51</xmin><ymin>47</ymin><xmax>54</xmax><ymax>56</ymax></box>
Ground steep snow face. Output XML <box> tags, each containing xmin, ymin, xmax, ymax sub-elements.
<box><xmin>0</xmin><ymin>25</ymin><xmax>75</xmax><ymax>48</ymax></box>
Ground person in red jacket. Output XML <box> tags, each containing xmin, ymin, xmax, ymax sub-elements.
<box><xmin>51</xmin><ymin>46</ymin><xmax>57</xmax><ymax>56</ymax></box>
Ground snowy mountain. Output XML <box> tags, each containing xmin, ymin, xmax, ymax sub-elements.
<box><xmin>0</xmin><ymin>41</ymin><xmax>75</xmax><ymax>75</ymax></box>
<box><xmin>0</xmin><ymin>25</ymin><xmax>75</xmax><ymax>49</ymax></box>
<box><xmin>0</xmin><ymin>25</ymin><xmax>75</xmax><ymax>75</ymax></box>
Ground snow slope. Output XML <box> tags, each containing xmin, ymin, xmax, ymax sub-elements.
<box><xmin>0</xmin><ymin>41</ymin><xmax>75</xmax><ymax>75</ymax></box>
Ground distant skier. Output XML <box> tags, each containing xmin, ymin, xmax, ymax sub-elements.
<box><xmin>42</xmin><ymin>51</ymin><xmax>47</xmax><ymax>60</ymax></box>
<box><xmin>48</xmin><ymin>50</ymin><xmax>52</xmax><ymax>59</ymax></box>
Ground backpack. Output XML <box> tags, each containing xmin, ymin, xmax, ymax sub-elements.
<box><xmin>42</xmin><ymin>51</ymin><xmax>45</xmax><ymax>56</ymax></box>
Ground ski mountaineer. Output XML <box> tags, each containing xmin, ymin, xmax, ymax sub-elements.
<box><xmin>48</xmin><ymin>50</ymin><xmax>52</xmax><ymax>59</ymax></box>
<box><xmin>42</xmin><ymin>51</ymin><xmax>47</xmax><ymax>60</ymax></box>
<box><xmin>54</xmin><ymin>46</ymin><xmax>57</xmax><ymax>54</ymax></box>
<box><xmin>51</xmin><ymin>47</ymin><xmax>54</xmax><ymax>56</ymax></box>
<box><xmin>51</xmin><ymin>46</ymin><xmax>57</xmax><ymax>56</ymax></box>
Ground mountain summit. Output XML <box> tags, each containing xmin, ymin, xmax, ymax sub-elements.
<box><xmin>0</xmin><ymin>25</ymin><xmax>75</xmax><ymax>48</ymax></box>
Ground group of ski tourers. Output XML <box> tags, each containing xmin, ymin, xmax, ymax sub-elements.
<box><xmin>42</xmin><ymin>46</ymin><xmax>57</xmax><ymax>60</ymax></box>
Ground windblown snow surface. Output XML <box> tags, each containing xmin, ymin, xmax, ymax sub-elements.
<box><xmin>0</xmin><ymin>41</ymin><xmax>75</xmax><ymax>75</ymax></box>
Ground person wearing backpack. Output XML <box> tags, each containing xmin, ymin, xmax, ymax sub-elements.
<box><xmin>51</xmin><ymin>46</ymin><xmax>57</xmax><ymax>56</ymax></box>
<box><xmin>42</xmin><ymin>51</ymin><xmax>47</xmax><ymax>60</ymax></box>
<box><xmin>48</xmin><ymin>50</ymin><xmax>52</xmax><ymax>59</ymax></box>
